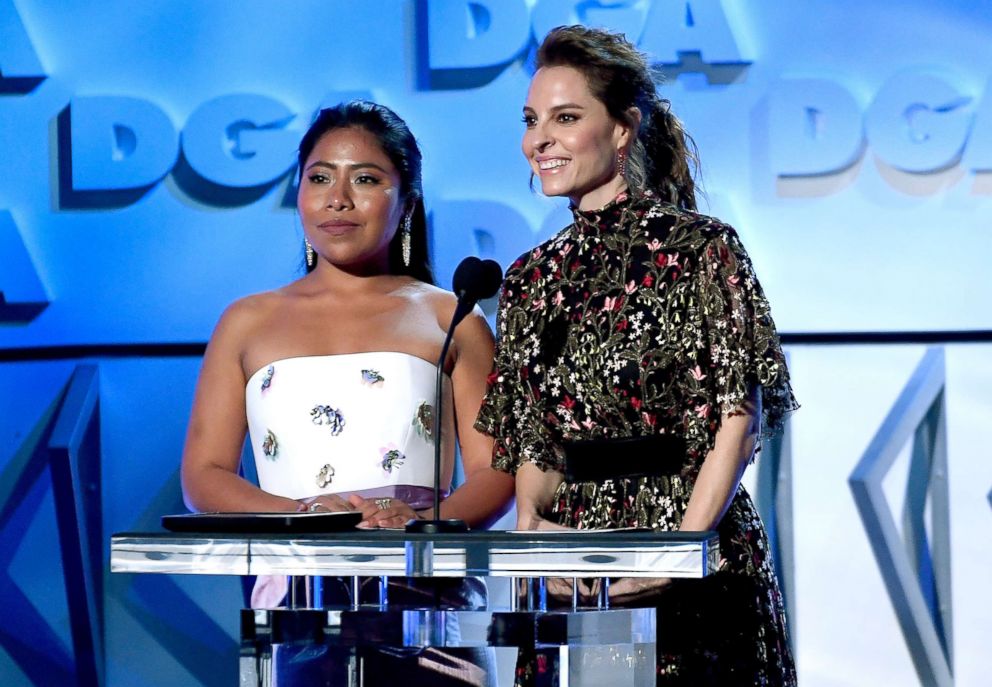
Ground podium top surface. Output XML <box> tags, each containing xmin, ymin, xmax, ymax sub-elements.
<box><xmin>110</xmin><ymin>528</ymin><xmax>720</xmax><ymax>578</ymax></box>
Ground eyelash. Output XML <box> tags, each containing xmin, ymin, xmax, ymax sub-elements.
<box><xmin>521</xmin><ymin>113</ymin><xmax>579</xmax><ymax>127</ymax></box>
<box><xmin>306</xmin><ymin>173</ymin><xmax>380</xmax><ymax>185</ymax></box>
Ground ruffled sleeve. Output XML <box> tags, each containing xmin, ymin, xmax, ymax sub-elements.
<box><xmin>695</xmin><ymin>226</ymin><xmax>798</xmax><ymax>445</ymax></box>
<box><xmin>474</xmin><ymin>274</ymin><xmax>561</xmax><ymax>475</ymax></box>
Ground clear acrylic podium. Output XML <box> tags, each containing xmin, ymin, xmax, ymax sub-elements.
<box><xmin>111</xmin><ymin>529</ymin><xmax>719</xmax><ymax>686</ymax></box>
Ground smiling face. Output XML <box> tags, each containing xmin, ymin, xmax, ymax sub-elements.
<box><xmin>297</xmin><ymin>126</ymin><xmax>407</xmax><ymax>275</ymax></box>
<box><xmin>522</xmin><ymin>65</ymin><xmax>632</xmax><ymax>211</ymax></box>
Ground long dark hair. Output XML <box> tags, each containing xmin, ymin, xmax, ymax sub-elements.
<box><xmin>297</xmin><ymin>101</ymin><xmax>434</xmax><ymax>283</ymax></box>
<box><xmin>535</xmin><ymin>25</ymin><xmax>700</xmax><ymax>211</ymax></box>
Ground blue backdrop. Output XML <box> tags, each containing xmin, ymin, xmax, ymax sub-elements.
<box><xmin>1</xmin><ymin>2</ymin><xmax>990</xmax><ymax>685</ymax></box>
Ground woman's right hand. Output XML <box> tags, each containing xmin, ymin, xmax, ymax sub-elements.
<box><xmin>298</xmin><ymin>493</ymin><xmax>357</xmax><ymax>513</ymax></box>
<box><xmin>516</xmin><ymin>511</ymin><xmax>571</xmax><ymax>531</ymax></box>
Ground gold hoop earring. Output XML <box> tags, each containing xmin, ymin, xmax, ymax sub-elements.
<box><xmin>305</xmin><ymin>238</ymin><xmax>315</xmax><ymax>268</ymax></box>
<box><xmin>401</xmin><ymin>213</ymin><xmax>412</xmax><ymax>267</ymax></box>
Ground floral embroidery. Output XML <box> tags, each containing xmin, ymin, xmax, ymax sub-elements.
<box><xmin>316</xmin><ymin>463</ymin><xmax>334</xmax><ymax>489</ymax></box>
<box><xmin>310</xmin><ymin>405</ymin><xmax>345</xmax><ymax>435</ymax></box>
<box><xmin>261</xmin><ymin>429</ymin><xmax>278</xmax><ymax>460</ymax></box>
<box><xmin>412</xmin><ymin>401</ymin><xmax>434</xmax><ymax>442</ymax></box>
<box><xmin>260</xmin><ymin>365</ymin><xmax>274</xmax><ymax>392</ymax></box>
<box><xmin>361</xmin><ymin>369</ymin><xmax>385</xmax><ymax>386</ymax></box>
<box><xmin>477</xmin><ymin>191</ymin><xmax>798</xmax><ymax>686</ymax></box>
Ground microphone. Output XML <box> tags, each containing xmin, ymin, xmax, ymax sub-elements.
<box><xmin>406</xmin><ymin>256</ymin><xmax>503</xmax><ymax>534</ymax></box>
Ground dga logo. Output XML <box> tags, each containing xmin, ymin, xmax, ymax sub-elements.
<box><xmin>420</xmin><ymin>0</ymin><xmax>750</xmax><ymax>88</ymax></box>
<box><xmin>50</xmin><ymin>0</ymin><xmax>750</xmax><ymax>210</ymax></box>
<box><xmin>769</xmin><ymin>73</ymin><xmax>992</xmax><ymax>180</ymax></box>
<box><xmin>54</xmin><ymin>90</ymin><xmax>370</xmax><ymax>211</ymax></box>
<box><xmin>0</xmin><ymin>0</ymin><xmax>46</xmax><ymax>94</ymax></box>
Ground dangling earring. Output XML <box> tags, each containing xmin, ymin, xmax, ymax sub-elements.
<box><xmin>305</xmin><ymin>238</ymin><xmax>315</xmax><ymax>268</ymax></box>
<box><xmin>401</xmin><ymin>213</ymin><xmax>412</xmax><ymax>267</ymax></box>
<box><xmin>617</xmin><ymin>149</ymin><xmax>627</xmax><ymax>178</ymax></box>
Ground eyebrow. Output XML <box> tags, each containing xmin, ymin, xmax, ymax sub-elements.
<box><xmin>304</xmin><ymin>161</ymin><xmax>390</xmax><ymax>173</ymax></box>
<box><xmin>522</xmin><ymin>103</ymin><xmax>586</xmax><ymax>113</ymax></box>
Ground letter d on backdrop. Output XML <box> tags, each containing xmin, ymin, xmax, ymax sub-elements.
<box><xmin>769</xmin><ymin>79</ymin><xmax>864</xmax><ymax>177</ymax></box>
<box><xmin>426</xmin><ymin>0</ymin><xmax>530</xmax><ymax>69</ymax></box>
<box><xmin>68</xmin><ymin>96</ymin><xmax>178</xmax><ymax>191</ymax></box>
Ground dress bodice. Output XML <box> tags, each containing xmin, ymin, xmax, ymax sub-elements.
<box><xmin>246</xmin><ymin>352</ymin><xmax>453</xmax><ymax>505</ymax></box>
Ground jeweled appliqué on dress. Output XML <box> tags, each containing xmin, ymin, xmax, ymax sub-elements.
<box><xmin>310</xmin><ymin>405</ymin><xmax>345</xmax><ymax>435</ymax></box>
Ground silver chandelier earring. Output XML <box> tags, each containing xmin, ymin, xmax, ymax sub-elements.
<box><xmin>401</xmin><ymin>213</ymin><xmax>412</xmax><ymax>267</ymax></box>
<box><xmin>305</xmin><ymin>238</ymin><xmax>315</xmax><ymax>268</ymax></box>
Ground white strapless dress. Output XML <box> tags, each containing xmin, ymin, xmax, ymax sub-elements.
<box><xmin>245</xmin><ymin>352</ymin><xmax>454</xmax><ymax>507</ymax></box>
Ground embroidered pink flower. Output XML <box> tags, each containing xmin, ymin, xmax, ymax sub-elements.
<box><xmin>690</xmin><ymin>366</ymin><xmax>707</xmax><ymax>381</ymax></box>
<box><xmin>581</xmin><ymin>417</ymin><xmax>596</xmax><ymax>430</ymax></box>
<box><xmin>647</xmin><ymin>238</ymin><xmax>662</xmax><ymax>252</ymax></box>
<box><xmin>625</xmin><ymin>280</ymin><xmax>637</xmax><ymax>294</ymax></box>
<box><xmin>553</xmin><ymin>291</ymin><xmax>564</xmax><ymax>306</ymax></box>
<box><xmin>695</xmin><ymin>403</ymin><xmax>710</xmax><ymax>418</ymax></box>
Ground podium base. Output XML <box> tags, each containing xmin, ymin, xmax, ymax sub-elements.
<box><xmin>405</xmin><ymin>519</ymin><xmax>469</xmax><ymax>534</ymax></box>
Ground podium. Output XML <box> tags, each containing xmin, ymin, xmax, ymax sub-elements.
<box><xmin>111</xmin><ymin>529</ymin><xmax>719</xmax><ymax>686</ymax></box>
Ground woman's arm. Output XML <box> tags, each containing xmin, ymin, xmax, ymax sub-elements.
<box><xmin>429</xmin><ymin>307</ymin><xmax>515</xmax><ymax>527</ymax></box>
<box><xmin>609</xmin><ymin>387</ymin><xmax>760</xmax><ymax>603</ymax></box>
<box><xmin>679</xmin><ymin>385</ymin><xmax>760</xmax><ymax>532</ymax></box>
<box><xmin>180</xmin><ymin>299</ymin><xmax>300</xmax><ymax>513</ymax></box>
<box><xmin>358</xmin><ymin>306</ymin><xmax>514</xmax><ymax>528</ymax></box>
<box><xmin>514</xmin><ymin>462</ymin><xmax>566</xmax><ymax>530</ymax></box>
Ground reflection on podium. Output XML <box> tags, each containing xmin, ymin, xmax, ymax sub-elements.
<box><xmin>112</xmin><ymin>527</ymin><xmax>719</xmax><ymax>686</ymax></box>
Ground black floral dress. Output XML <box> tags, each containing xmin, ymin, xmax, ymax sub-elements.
<box><xmin>476</xmin><ymin>191</ymin><xmax>799</xmax><ymax>685</ymax></box>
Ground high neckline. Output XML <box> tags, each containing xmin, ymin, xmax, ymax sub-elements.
<box><xmin>570</xmin><ymin>190</ymin><xmax>638</xmax><ymax>232</ymax></box>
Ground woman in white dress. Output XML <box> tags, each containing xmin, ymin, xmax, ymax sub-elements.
<box><xmin>180</xmin><ymin>101</ymin><xmax>513</xmax><ymax>685</ymax></box>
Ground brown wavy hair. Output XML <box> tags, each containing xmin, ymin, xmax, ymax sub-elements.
<box><xmin>535</xmin><ymin>25</ymin><xmax>700</xmax><ymax>211</ymax></box>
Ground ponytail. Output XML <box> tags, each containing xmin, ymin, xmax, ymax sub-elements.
<box><xmin>637</xmin><ymin>98</ymin><xmax>699</xmax><ymax>212</ymax></box>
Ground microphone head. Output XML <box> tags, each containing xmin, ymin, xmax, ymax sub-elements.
<box><xmin>452</xmin><ymin>256</ymin><xmax>503</xmax><ymax>302</ymax></box>
<box><xmin>451</xmin><ymin>256</ymin><xmax>482</xmax><ymax>296</ymax></box>
<box><xmin>477</xmin><ymin>259</ymin><xmax>504</xmax><ymax>300</ymax></box>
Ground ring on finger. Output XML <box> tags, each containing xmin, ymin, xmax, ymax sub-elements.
<box><xmin>308</xmin><ymin>501</ymin><xmax>327</xmax><ymax>513</ymax></box>
<box><xmin>374</xmin><ymin>497</ymin><xmax>392</xmax><ymax>510</ymax></box>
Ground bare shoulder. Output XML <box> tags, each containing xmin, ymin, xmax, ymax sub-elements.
<box><xmin>408</xmin><ymin>281</ymin><xmax>459</xmax><ymax>326</ymax></box>
<box><xmin>215</xmin><ymin>290</ymin><xmax>282</xmax><ymax>331</ymax></box>
<box><xmin>208</xmin><ymin>288</ymin><xmax>300</xmax><ymax>355</ymax></box>
<box><xmin>406</xmin><ymin>281</ymin><xmax>494</xmax><ymax>353</ymax></box>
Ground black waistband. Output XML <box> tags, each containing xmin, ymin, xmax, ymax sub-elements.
<box><xmin>562</xmin><ymin>434</ymin><xmax>685</xmax><ymax>483</ymax></box>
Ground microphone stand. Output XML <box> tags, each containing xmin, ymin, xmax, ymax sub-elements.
<box><xmin>405</xmin><ymin>296</ymin><xmax>473</xmax><ymax>534</ymax></box>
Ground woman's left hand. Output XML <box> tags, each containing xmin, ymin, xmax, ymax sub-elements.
<box><xmin>347</xmin><ymin>494</ymin><xmax>421</xmax><ymax>528</ymax></box>
<box><xmin>607</xmin><ymin>577</ymin><xmax>673</xmax><ymax>604</ymax></box>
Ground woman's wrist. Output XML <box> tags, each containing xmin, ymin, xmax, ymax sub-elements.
<box><xmin>296</xmin><ymin>496</ymin><xmax>325</xmax><ymax>513</ymax></box>
<box><xmin>516</xmin><ymin>510</ymin><xmax>545</xmax><ymax>530</ymax></box>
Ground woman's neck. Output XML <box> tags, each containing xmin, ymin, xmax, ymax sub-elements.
<box><xmin>305</xmin><ymin>260</ymin><xmax>408</xmax><ymax>296</ymax></box>
<box><xmin>572</xmin><ymin>176</ymin><xmax>628</xmax><ymax>212</ymax></box>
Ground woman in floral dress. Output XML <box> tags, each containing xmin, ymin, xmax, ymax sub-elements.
<box><xmin>475</xmin><ymin>26</ymin><xmax>799</xmax><ymax>685</ymax></box>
